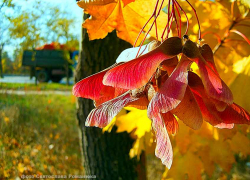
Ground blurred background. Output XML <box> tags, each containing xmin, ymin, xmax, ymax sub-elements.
<box><xmin>0</xmin><ymin>0</ymin><xmax>84</xmax><ymax>178</ymax></box>
<box><xmin>0</xmin><ymin>0</ymin><xmax>250</xmax><ymax>179</ymax></box>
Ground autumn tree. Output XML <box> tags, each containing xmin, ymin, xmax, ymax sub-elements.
<box><xmin>74</xmin><ymin>0</ymin><xmax>250</xmax><ymax>179</ymax></box>
<box><xmin>1</xmin><ymin>0</ymin><xmax>79</xmax><ymax>74</ymax></box>
<box><xmin>0</xmin><ymin>0</ymin><xmax>14</xmax><ymax>77</ymax></box>
<box><xmin>75</xmin><ymin>13</ymin><xmax>147</xmax><ymax>179</ymax></box>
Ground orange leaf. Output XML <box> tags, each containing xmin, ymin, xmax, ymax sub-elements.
<box><xmin>77</xmin><ymin>0</ymin><xmax>168</xmax><ymax>45</ymax></box>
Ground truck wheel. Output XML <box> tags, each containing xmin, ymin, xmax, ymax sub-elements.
<box><xmin>37</xmin><ymin>70</ymin><xmax>50</xmax><ymax>82</ymax></box>
<box><xmin>51</xmin><ymin>76</ymin><xmax>63</xmax><ymax>83</ymax></box>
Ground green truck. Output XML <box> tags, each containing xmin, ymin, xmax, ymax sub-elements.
<box><xmin>22</xmin><ymin>50</ymin><xmax>78</xmax><ymax>83</ymax></box>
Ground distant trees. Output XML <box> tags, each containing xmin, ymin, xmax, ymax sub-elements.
<box><xmin>0</xmin><ymin>0</ymin><xmax>14</xmax><ymax>77</ymax></box>
<box><xmin>0</xmin><ymin>0</ymin><xmax>79</xmax><ymax>75</ymax></box>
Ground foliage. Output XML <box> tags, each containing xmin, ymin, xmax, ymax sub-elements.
<box><xmin>164</xmin><ymin>121</ymin><xmax>250</xmax><ymax>179</ymax></box>
<box><xmin>77</xmin><ymin>0</ymin><xmax>168</xmax><ymax>45</ymax></box>
<box><xmin>0</xmin><ymin>93</ymin><xmax>83</xmax><ymax>178</ymax></box>
<box><xmin>1</xmin><ymin>51</ymin><xmax>13</xmax><ymax>73</ymax></box>
<box><xmin>76</xmin><ymin>0</ymin><xmax>250</xmax><ymax>179</ymax></box>
<box><xmin>8</xmin><ymin>0</ymin><xmax>79</xmax><ymax>50</ymax></box>
<box><xmin>0</xmin><ymin>0</ymin><xmax>14</xmax><ymax>46</ymax></box>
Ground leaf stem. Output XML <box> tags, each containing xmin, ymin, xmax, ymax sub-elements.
<box><xmin>174</xmin><ymin>0</ymin><xmax>189</xmax><ymax>35</ymax></box>
<box><xmin>185</xmin><ymin>0</ymin><xmax>201</xmax><ymax>41</ymax></box>
<box><xmin>229</xmin><ymin>30</ymin><xmax>250</xmax><ymax>45</ymax></box>
<box><xmin>133</xmin><ymin>0</ymin><xmax>161</xmax><ymax>47</ymax></box>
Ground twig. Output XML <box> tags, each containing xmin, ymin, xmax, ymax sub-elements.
<box><xmin>213</xmin><ymin>21</ymin><xmax>236</xmax><ymax>54</ymax></box>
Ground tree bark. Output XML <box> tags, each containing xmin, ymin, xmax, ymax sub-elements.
<box><xmin>75</xmin><ymin>14</ymin><xmax>147</xmax><ymax>180</ymax></box>
<box><xmin>0</xmin><ymin>46</ymin><xmax>3</xmax><ymax>78</ymax></box>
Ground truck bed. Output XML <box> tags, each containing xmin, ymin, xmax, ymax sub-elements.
<box><xmin>22</xmin><ymin>50</ymin><xmax>70</xmax><ymax>68</ymax></box>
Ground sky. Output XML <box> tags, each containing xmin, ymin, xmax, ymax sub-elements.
<box><xmin>2</xmin><ymin>0</ymin><xmax>83</xmax><ymax>57</ymax></box>
<box><xmin>40</xmin><ymin>0</ymin><xmax>83</xmax><ymax>24</ymax></box>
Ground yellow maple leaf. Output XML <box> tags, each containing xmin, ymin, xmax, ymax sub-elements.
<box><xmin>4</xmin><ymin>170</ymin><xmax>10</xmax><ymax>178</ymax></box>
<box><xmin>116</xmin><ymin>107</ymin><xmax>154</xmax><ymax>158</ymax></box>
<box><xmin>18</xmin><ymin>163</ymin><xmax>25</xmax><ymax>173</ymax></box>
<box><xmin>228</xmin><ymin>132</ymin><xmax>250</xmax><ymax>156</ymax></box>
<box><xmin>165</xmin><ymin>151</ymin><xmax>203</xmax><ymax>180</ymax></box>
<box><xmin>4</xmin><ymin>117</ymin><xmax>10</xmax><ymax>123</ymax></box>
<box><xmin>115</xmin><ymin>107</ymin><xmax>151</xmax><ymax>138</ymax></box>
<box><xmin>77</xmin><ymin>0</ymin><xmax>168</xmax><ymax>45</ymax></box>
<box><xmin>229</xmin><ymin>56</ymin><xmax>250</xmax><ymax>111</ymax></box>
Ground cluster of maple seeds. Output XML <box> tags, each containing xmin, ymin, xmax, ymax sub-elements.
<box><xmin>73</xmin><ymin>35</ymin><xmax>250</xmax><ymax>168</ymax></box>
<box><xmin>74</xmin><ymin>0</ymin><xmax>250</xmax><ymax>169</ymax></box>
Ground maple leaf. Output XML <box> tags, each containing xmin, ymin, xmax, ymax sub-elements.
<box><xmin>77</xmin><ymin>0</ymin><xmax>168</xmax><ymax>45</ymax></box>
<box><xmin>229</xmin><ymin>56</ymin><xmax>250</xmax><ymax>111</ymax></box>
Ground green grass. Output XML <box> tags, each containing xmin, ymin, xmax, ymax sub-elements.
<box><xmin>0</xmin><ymin>93</ymin><xmax>83</xmax><ymax>178</ymax></box>
<box><xmin>0</xmin><ymin>82</ymin><xmax>73</xmax><ymax>91</ymax></box>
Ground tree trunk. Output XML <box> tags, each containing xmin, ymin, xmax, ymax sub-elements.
<box><xmin>75</xmin><ymin>14</ymin><xmax>147</xmax><ymax>180</ymax></box>
<box><xmin>0</xmin><ymin>46</ymin><xmax>3</xmax><ymax>78</ymax></box>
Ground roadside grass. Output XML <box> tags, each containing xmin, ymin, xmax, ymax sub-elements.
<box><xmin>0</xmin><ymin>82</ymin><xmax>73</xmax><ymax>91</ymax></box>
<box><xmin>0</xmin><ymin>94</ymin><xmax>83</xmax><ymax>178</ymax></box>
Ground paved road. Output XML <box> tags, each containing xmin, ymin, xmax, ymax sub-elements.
<box><xmin>0</xmin><ymin>89</ymin><xmax>72</xmax><ymax>95</ymax></box>
<box><xmin>0</xmin><ymin>75</ymin><xmax>74</xmax><ymax>95</ymax></box>
<box><xmin>0</xmin><ymin>75</ymin><xmax>74</xmax><ymax>85</ymax></box>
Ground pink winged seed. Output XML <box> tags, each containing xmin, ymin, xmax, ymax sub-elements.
<box><xmin>73</xmin><ymin>69</ymin><xmax>111</xmax><ymax>100</ymax></box>
<box><xmin>192</xmin><ymin>85</ymin><xmax>250</xmax><ymax>128</ymax></box>
<box><xmin>193</xmin><ymin>92</ymin><xmax>228</xmax><ymax>127</ymax></box>
<box><xmin>85</xmin><ymin>91</ymin><xmax>139</xmax><ymax>128</ymax></box>
<box><xmin>151</xmin><ymin>113</ymin><xmax>173</xmax><ymax>169</ymax></box>
<box><xmin>200</xmin><ymin>44</ymin><xmax>220</xmax><ymax>76</ymax></box>
<box><xmin>183</xmin><ymin>40</ymin><xmax>233</xmax><ymax>105</ymax></box>
<box><xmin>103</xmin><ymin>37</ymin><xmax>183</xmax><ymax>89</ymax></box>
<box><xmin>188</xmin><ymin>71</ymin><xmax>227</xmax><ymax>111</ymax></box>
<box><xmin>171</xmin><ymin>86</ymin><xmax>203</xmax><ymax>130</ymax></box>
<box><xmin>216</xmin><ymin>103</ymin><xmax>250</xmax><ymax>125</ymax></box>
<box><xmin>196</xmin><ymin>57</ymin><xmax>233</xmax><ymax>105</ymax></box>
<box><xmin>161</xmin><ymin>112</ymin><xmax>179</xmax><ymax>135</ymax></box>
<box><xmin>148</xmin><ymin>57</ymin><xmax>192</xmax><ymax>117</ymax></box>
<box><xmin>115</xmin><ymin>43</ymin><xmax>150</xmax><ymax>63</ymax></box>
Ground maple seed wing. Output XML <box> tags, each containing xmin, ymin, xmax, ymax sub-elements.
<box><xmin>116</xmin><ymin>44</ymin><xmax>150</xmax><ymax>63</ymax></box>
<box><xmin>171</xmin><ymin>86</ymin><xmax>203</xmax><ymax>130</ymax></box>
<box><xmin>161</xmin><ymin>112</ymin><xmax>179</xmax><ymax>135</ymax></box>
<box><xmin>73</xmin><ymin>63</ymin><xmax>122</xmax><ymax>100</ymax></box>
<box><xmin>103</xmin><ymin>37</ymin><xmax>183</xmax><ymax>89</ymax></box>
<box><xmin>151</xmin><ymin>113</ymin><xmax>173</xmax><ymax>169</ymax></box>
<box><xmin>196</xmin><ymin>58</ymin><xmax>233</xmax><ymax>104</ymax></box>
<box><xmin>73</xmin><ymin>70</ymin><xmax>109</xmax><ymax>99</ymax></box>
<box><xmin>183</xmin><ymin>40</ymin><xmax>233</xmax><ymax>104</ymax></box>
<box><xmin>200</xmin><ymin>44</ymin><xmax>219</xmax><ymax>75</ymax></box>
<box><xmin>216</xmin><ymin>103</ymin><xmax>250</xmax><ymax>125</ymax></box>
<box><xmin>188</xmin><ymin>71</ymin><xmax>227</xmax><ymax>111</ymax></box>
<box><xmin>148</xmin><ymin>57</ymin><xmax>191</xmax><ymax>117</ymax></box>
<box><xmin>85</xmin><ymin>91</ymin><xmax>138</xmax><ymax>128</ymax></box>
